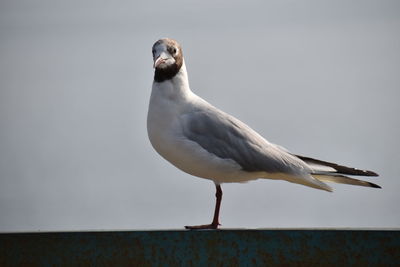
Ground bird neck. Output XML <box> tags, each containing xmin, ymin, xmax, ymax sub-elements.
<box><xmin>152</xmin><ymin>60</ymin><xmax>192</xmax><ymax>100</ymax></box>
<box><xmin>171</xmin><ymin>60</ymin><xmax>190</xmax><ymax>90</ymax></box>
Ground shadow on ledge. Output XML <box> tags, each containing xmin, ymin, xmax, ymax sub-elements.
<box><xmin>1</xmin><ymin>229</ymin><xmax>399</xmax><ymax>266</ymax></box>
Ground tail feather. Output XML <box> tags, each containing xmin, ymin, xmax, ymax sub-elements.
<box><xmin>283</xmin><ymin>174</ymin><xmax>333</xmax><ymax>192</ymax></box>
<box><xmin>313</xmin><ymin>174</ymin><xmax>381</xmax><ymax>189</ymax></box>
<box><xmin>295</xmin><ymin>154</ymin><xmax>379</xmax><ymax>177</ymax></box>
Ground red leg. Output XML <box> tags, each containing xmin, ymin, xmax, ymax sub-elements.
<box><xmin>185</xmin><ymin>184</ymin><xmax>223</xmax><ymax>230</ymax></box>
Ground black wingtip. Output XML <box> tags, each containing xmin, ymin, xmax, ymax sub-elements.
<box><xmin>369</xmin><ymin>182</ymin><xmax>382</xmax><ymax>188</ymax></box>
<box><xmin>346</xmin><ymin>169</ymin><xmax>379</xmax><ymax>177</ymax></box>
<box><xmin>295</xmin><ymin>154</ymin><xmax>379</xmax><ymax>177</ymax></box>
<box><xmin>364</xmin><ymin>170</ymin><xmax>379</xmax><ymax>177</ymax></box>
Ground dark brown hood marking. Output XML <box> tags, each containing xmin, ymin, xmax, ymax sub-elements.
<box><xmin>153</xmin><ymin>38</ymin><xmax>183</xmax><ymax>83</ymax></box>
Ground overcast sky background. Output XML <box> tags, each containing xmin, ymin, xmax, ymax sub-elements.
<box><xmin>0</xmin><ymin>0</ymin><xmax>399</xmax><ymax>232</ymax></box>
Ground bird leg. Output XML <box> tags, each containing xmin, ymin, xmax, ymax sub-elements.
<box><xmin>185</xmin><ymin>184</ymin><xmax>222</xmax><ymax>230</ymax></box>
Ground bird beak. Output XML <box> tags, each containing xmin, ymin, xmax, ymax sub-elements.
<box><xmin>153</xmin><ymin>56</ymin><xmax>165</xmax><ymax>68</ymax></box>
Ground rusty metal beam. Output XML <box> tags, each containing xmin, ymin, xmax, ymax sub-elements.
<box><xmin>1</xmin><ymin>229</ymin><xmax>399</xmax><ymax>266</ymax></box>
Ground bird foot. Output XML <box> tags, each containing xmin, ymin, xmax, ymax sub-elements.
<box><xmin>185</xmin><ymin>223</ymin><xmax>220</xmax><ymax>230</ymax></box>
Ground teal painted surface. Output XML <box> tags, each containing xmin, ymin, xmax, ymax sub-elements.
<box><xmin>1</xmin><ymin>229</ymin><xmax>399</xmax><ymax>266</ymax></box>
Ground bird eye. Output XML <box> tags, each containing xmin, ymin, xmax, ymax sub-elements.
<box><xmin>170</xmin><ymin>47</ymin><xmax>177</xmax><ymax>55</ymax></box>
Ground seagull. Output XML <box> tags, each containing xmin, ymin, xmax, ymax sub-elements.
<box><xmin>147</xmin><ymin>38</ymin><xmax>380</xmax><ymax>230</ymax></box>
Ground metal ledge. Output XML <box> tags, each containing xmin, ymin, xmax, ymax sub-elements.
<box><xmin>1</xmin><ymin>229</ymin><xmax>399</xmax><ymax>266</ymax></box>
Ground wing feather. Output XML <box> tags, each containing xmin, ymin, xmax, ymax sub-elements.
<box><xmin>181</xmin><ymin>108</ymin><xmax>309</xmax><ymax>175</ymax></box>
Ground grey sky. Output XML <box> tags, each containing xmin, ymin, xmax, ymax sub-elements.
<box><xmin>0</xmin><ymin>0</ymin><xmax>399</xmax><ymax>231</ymax></box>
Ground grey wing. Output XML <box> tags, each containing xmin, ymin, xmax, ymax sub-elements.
<box><xmin>180</xmin><ymin>108</ymin><xmax>309</xmax><ymax>175</ymax></box>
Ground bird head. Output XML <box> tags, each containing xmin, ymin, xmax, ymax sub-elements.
<box><xmin>152</xmin><ymin>38</ymin><xmax>183</xmax><ymax>82</ymax></box>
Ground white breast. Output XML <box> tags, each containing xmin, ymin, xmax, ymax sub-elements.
<box><xmin>147</xmin><ymin>74</ymin><xmax>256</xmax><ymax>183</ymax></box>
